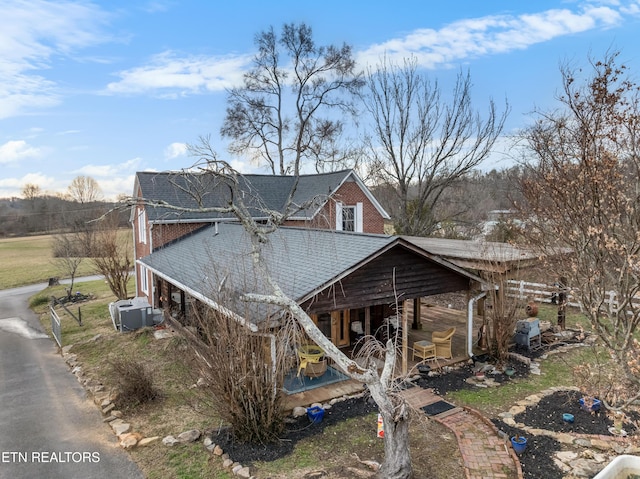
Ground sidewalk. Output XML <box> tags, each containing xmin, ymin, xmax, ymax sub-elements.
<box><xmin>401</xmin><ymin>386</ymin><xmax>522</xmax><ymax>479</ymax></box>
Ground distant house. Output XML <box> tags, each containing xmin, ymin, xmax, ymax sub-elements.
<box><xmin>131</xmin><ymin>169</ymin><xmax>390</xmax><ymax>300</ymax></box>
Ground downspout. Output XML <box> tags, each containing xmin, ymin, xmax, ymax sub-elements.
<box><xmin>467</xmin><ymin>291</ymin><xmax>486</xmax><ymax>357</ymax></box>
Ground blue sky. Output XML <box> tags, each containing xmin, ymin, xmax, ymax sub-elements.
<box><xmin>2</xmin><ymin>0</ymin><xmax>640</xmax><ymax>199</ymax></box>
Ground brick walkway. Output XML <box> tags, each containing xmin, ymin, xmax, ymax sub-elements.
<box><xmin>401</xmin><ymin>387</ymin><xmax>522</xmax><ymax>479</ymax></box>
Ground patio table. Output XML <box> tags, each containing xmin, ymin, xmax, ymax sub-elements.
<box><xmin>412</xmin><ymin>340</ymin><xmax>436</xmax><ymax>362</ymax></box>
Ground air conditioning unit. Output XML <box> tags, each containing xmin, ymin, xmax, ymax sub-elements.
<box><xmin>109</xmin><ymin>297</ymin><xmax>163</xmax><ymax>332</ymax></box>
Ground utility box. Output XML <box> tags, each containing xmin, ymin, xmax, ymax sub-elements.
<box><xmin>514</xmin><ymin>318</ymin><xmax>541</xmax><ymax>350</ymax></box>
<box><xmin>109</xmin><ymin>297</ymin><xmax>164</xmax><ymax>332</ymax></box>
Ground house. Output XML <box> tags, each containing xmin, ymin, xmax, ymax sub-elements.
<box><xmin>136</xmin><ymin>223</ymin><xmax>486</xmax><ymax>367</ymax></box>
<box><xmin>131</xmin><ymin>169</ymin><xmax>390</xmax><ymax>301</ymax></box>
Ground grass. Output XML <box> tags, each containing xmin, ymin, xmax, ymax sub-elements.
<box><xmin>0</xmin><ymin>230</ymin><xmax>131</xmax><ymax>290</ymax></box>
<box><xmin>448</xmin><ymin>304</ymin><xmax>601</xmax><ymax>416</ymax></box>
<box><xmin>449</xmin><ymin>346</ymin><xmax>600</xmax><ymax>415</ymax></box>
<box><xmin>32</xmin><ymin>279</ymin><xmax>217</xmax><ymax>479</ymax></box>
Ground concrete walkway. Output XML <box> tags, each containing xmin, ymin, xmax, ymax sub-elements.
<box><xmin>401</xmin><ymin>386</ymin><xmax>522</xmax><ymax>479</ymax></box>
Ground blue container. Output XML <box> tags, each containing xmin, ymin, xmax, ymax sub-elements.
<box><xmin>511</xmin><ymin>436</ymin><xmax>527</xmax><ymax>454</ymax></box>
<box><xmin>307</xmin><ymin>406</ymin><xmax>325</xmax><ymax>424</ymax></box>
<box><xmin>562</xmin><ymin>413</ymin><xmax>574</xmax><ymax>423</ymax></box>
<box><xmin>579</xmin><ymin>397</ymin><xmax>601</xmax><ymax>412</ymax></box>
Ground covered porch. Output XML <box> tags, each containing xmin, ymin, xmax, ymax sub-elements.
<box><xmin>284</xmin><ymin>301</ymin><xmax>485</xmax><ymax>410</ymax></box>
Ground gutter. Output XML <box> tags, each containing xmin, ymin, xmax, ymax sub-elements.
<box><xmin>467</xmin><ymin>291</ymin><xmax>487</xmax><ymax>357</ymax></box>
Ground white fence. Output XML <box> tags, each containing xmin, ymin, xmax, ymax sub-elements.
<box><xmin>505</xmin><ymin>280</ymin><xmax>640</xmax><ymax>314</ymax></box>
<box><xmin>50</xmin><ymin>306</ymin><xmax>62</xmax><ymax>348</ymax></box>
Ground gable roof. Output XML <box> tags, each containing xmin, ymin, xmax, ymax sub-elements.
<box><xmin>138</xmin><ymin>224</ymin><xmax>483</xmax><ymax>326</ymax></box>
<box><xmin>134</xmin><ymin>169</ymin><xmax>390</xmax><ymax>224</ymax></box>
<box><xmin>401</xmin><ymin>236</ymin><xmax>543</xmax><ymax>274</ymax></box>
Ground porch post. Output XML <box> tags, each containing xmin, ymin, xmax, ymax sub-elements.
<box><xmin>402</xmin><ymin>301</ymin><xmax>408</xmax><ymax>375</ymax></box>
<box><xmin>364</xmin><ymin>307</ymin><xmax>371</xmax><ymax>336</ymax></box>
<box><xmin>412</xmin><ymin>297</ymin><xmax>421</xmax><ymax>329</ymax></box>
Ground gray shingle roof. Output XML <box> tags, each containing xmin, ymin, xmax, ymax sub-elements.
<box><xmin>135</xmin><ymin>170</ymin><xmax>356</xmax><ymax>223</ymax></box>
<box><xmin>138</xmin><ymin>223</ymin><xmax>395</xmax><ymax>323</ymax></box>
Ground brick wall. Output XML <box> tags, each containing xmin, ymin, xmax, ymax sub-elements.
<box><xmin>151</xmin><ymin>223</ymin><xmax>208</xmax><ymax>249</ymax></box>
<box><xmin>315</xmin><ymin>180</ymin><xmax>385</xmax><ymax>234</ymax></box>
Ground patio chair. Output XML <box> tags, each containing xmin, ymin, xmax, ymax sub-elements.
<box><xmin>304</xmin><ymin>358</ymin><xmax>327</xmax><ymax>378</ymax></box>
<box><xmin>432</xmin><ymin>327</ymin><xmax>456</xmax><ymax>359</ymax></box>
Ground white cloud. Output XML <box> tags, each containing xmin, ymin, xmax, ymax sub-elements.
<box><xmin>98</xmin><ymin>174</ymin><xmax>137</xmax><ymax>200</ymax></box>
<box><xmin>0</xmin><ymin>0</ymin><xmax>110</xmax><ymax>118</ymax></box>
<box><xmin>0</xmin><ymin>140</ymin><xmax>41</xmax><ymax>164</ymax></box>
<box><xmin>0</xmin><ymin>172</ymin><xmax>55</xmax><ymax>198</ymax></box>
<box><xmin>105</xmin><ymin>51</ymin><xmax>251</xmax><ymax>96</ymax></box>
<box><xmin>73</xmin><ymin>157</ymin><xmax>143</xmax><ymax>178</ymax></box>
<box><xmin>164</xmin><ymin>142</ymin><xmax>187</xmax><ymax>160</ymax></box>
<box><xmin>357</xmin><ymin>3</ymin><xmax>627</xmax><ymax>69</ymax></box>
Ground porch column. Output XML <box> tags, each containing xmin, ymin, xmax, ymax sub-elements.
<box><xmin>402</xmin><ymin>301</ymin><xmax>408</xmax><ymax>375</ymax></box>
<box><xmin>364</xmin><ymin>307</ymin><xmax>371</xmax><ymax>336</ymax></box>
<box><xmin>412</xmin><ymin>297</ymin><xmax>421</xmax><ymax>329</ymax></box>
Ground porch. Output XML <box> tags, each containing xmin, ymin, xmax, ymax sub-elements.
<box><xmin>284</xmin><ymin>302</ymin><xmax>486</xmax><ymax>411</ymax></box>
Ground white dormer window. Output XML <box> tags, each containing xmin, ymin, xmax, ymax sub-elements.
<box><xmin>137</xmin><ymin>208</ymin><xmax>147</xmax><ymax>244</ymax></box>
<box><xmin>336</xmin><ymin>202</ymin><xmax>363</xmax><ymax>232</ymax></box>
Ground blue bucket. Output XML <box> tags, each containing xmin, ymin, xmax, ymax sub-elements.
<box><xmin>510</xmin><ymin>436</ymin><xmax>527</xmax><ymax>454</ymax></box>
<box><xmin>307</xmin><ymin>406</ymin><xmax>325</xmax><ymax>424</ymax></box>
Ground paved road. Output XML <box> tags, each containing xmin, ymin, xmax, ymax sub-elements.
<box><xmin>0</xmin><ymin>283</ymin><xmax>143</xmax><ymax>479</ymax></box>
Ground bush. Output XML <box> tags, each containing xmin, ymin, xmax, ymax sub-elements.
<box><xmin>109</xmin><ymin>356</ymin><xmax>161</xmax><ymax>410</ymax></box>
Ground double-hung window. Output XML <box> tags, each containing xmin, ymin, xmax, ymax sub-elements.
<box><xmin>336</xmin><ymin>202</ymin><xmax>363</xmax><ymax>232</ymax></box>
<box><xmin>140</xmin><ymin>264</ymin><xmax>149</xmax><ymax>294</ymax></box>
<box><xmin>137</xmin><ymin>208</ymin><xmax>147</xmax><ymax>244</ymax></box>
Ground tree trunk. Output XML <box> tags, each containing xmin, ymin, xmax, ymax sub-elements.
<box><xmin>377</xmin><ymin>412</ymin><xmax>412</xmax><ymax>479</ymax></box>
<box><xmin>368</xmin><ymin>382</ymin><xmax>413</xmax><ymax>479</ymax></box>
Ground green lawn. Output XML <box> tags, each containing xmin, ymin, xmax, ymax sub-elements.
<box><xmin>0</xmin><ymin>231</ymin><xmax>130</xmax><ymax>290</ymax></box>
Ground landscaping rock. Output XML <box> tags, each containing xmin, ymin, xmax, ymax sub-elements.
<box><xmin>177</xmin><ymin>429</ymin><xmax>201</xmax><ymax>443</ymax></box>
<box><xmin>292</xmin><ymin>406</ymin><xmax>307</xmax><ymax>418</ymax></box>
<box><xmin>119</xmin><ymin>433</ymin><xmax>140</xmax><ymax>449</ymax></box>
<box><xmin>110</xmin><ymin>421</ymin><xmax>131</xmax><ymax>436</ymax></box>
<box><xmin>162</xmin><ymin>435</ymin><xmax>179</xmax><ymax>446</ymax></box>
<box><xmin>138</xmin><ymin>436</ymin><xmax>160</xmax><ymax>447</ymax></box>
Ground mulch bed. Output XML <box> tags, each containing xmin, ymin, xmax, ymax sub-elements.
<box><xmin>209</xmin><ymin>396</ymin><xmax>378</xmax><ymax>464</ymax></box>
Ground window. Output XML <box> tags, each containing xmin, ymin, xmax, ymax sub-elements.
<box><xmin>336</xmin><ymin>202</ymin><xmax>363</xmax><ymax>232</ymax></box>
<box><xmin>137</xmin><ymin>208</ymin><xmax>147</xmax><ymax>244</ymax></box>
<box><xmin>342</xmin><ymin>206</ymin><xmax>355</xmax><ymax>232</ymax></box>
<box><xmin>140</xmin><ymin>264</ymin><xmax>149</xmax><ymax>294</ymax></box>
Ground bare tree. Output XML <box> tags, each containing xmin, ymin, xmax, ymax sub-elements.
<box><xmin>22</xmin><ymin>183</ymin><xmax>41</xmax><ymax>201</ymax></box>
<box><xmin>221</xmin><ymin>23</ymin><xmax>364</xmax><ymax>176</ymax></box>
<box><xmin>67</xmin><ymin>176</ymin><xmax>103</xmax><ymax>204</ymax></box>
<box><xmin>51</xmin><ymin>233</ymin><xmax>83</xmax><ymax>300</ymax></box>
<box><xmin>362</xmin><ymin>57</ymin><xmax>509</xmax><ymax>236</ymax></box>
<box><xmin>132</xmin><ymin>136</ymin><xmax>414</xmax><ymax>478</ymax></box>
<box><xmin>516</xmin><ymin>50</ymin><xmax>640</xmax><ymax>410</ymax></box>
<box><xmin>90</xmin><ymin>212</ymin><xmax>132</xmax><ymax>300</ymax></box>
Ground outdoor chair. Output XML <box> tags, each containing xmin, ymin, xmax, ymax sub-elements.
<box><xmin>304</xmin><ymin>358</ymin><xmax>327</xmax><ymax>378</ymax></box>
<box><xmin>297</xmin><ymin>344</ymin><xmax>324</xmax><ymax>376</ymax></box>
<box><xmin>432</xmin><ymin>327</ymin><xmax>456</xmax><ymax>359</ymax></box>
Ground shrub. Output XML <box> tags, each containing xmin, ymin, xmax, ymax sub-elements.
<box><xmin>109</xmin><ymin>356</ymin><xmax>161</xmax><ymax>410</ymax></box>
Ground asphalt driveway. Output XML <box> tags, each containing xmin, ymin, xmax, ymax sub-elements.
<box><xmin>0</xmin><ymin>283</ymin><xmax>143</xmax><ymax>479</ymax></box>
